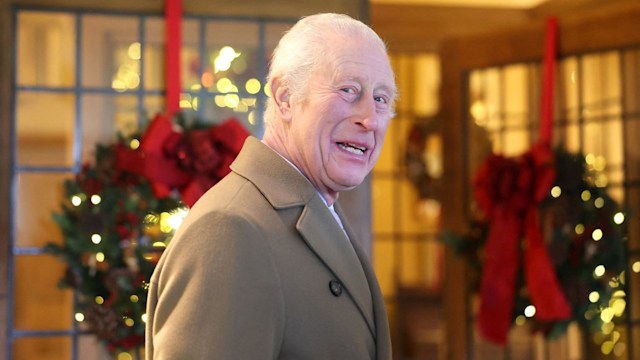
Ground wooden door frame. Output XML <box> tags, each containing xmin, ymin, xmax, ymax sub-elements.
<box><xmin>440</xmin><ymin>3</ymin><xmax>640</xmax><ymax>359</ymax></box>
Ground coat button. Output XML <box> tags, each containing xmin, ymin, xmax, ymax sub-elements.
<box><xmin>329</xmin><ymin>280</ymin><xmax>343</xmax><ymax>297</ymax></box>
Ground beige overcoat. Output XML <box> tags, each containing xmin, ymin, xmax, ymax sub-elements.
<box><xmin>145</xmin><ymin>136</ymin><xmax>391</xmax><ymax>359</ymax></box>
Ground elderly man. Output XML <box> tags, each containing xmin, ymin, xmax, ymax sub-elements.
<box><xmin>146</xmin><ymin>13</ymin><xmax>397</xmax><ymax>359</ymax></box>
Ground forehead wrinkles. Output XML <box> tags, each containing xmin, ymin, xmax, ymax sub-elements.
<box><xmin>330</xmin><ymin>57</ymin><xmax>395</xmax><ymax>97</ymax></box>
<box><xmin>313</xmin><ymin>33</ymin><xmax>395</xmax><ymax>94</ymax></box>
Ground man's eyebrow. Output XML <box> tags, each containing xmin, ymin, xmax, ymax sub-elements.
<box><xmin>338</xmin><ymin>74</ymin><xmax>397</xmax><ymax>97</ymax></box>
<box><xmin>377</xmin><ymin>84</ymin><xmax>397</xmax><ymax>98</ymax></box>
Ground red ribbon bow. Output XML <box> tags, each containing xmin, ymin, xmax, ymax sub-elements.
<box><xmin>115</xmin><ymin>114</ymin><xmax>249</xmax><ymax>207</ymax></box>
<box><xmin>474</xmin><ymin>17</ymin><xmax>570</xmax><ymax>344</ymax></box>
<box><xmin>474</xmin><ymin>141</ymin><xmax>571</xmax><ymax>344</ymax></box>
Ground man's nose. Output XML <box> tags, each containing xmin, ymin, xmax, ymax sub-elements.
<box><xmin>355</xmin><ymin>96</ymin><xmax>378</xmax><ymax>130</ymax></box>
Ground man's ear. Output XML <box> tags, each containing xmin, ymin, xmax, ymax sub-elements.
<box><xmin>271</xmin><ymin>77</ymin><xmax>292</xmax><ymax>121</ymax></box>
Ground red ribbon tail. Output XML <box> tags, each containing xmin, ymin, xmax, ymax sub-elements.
<box><xmin>524</xmin><ymin>210</ymin><xmax>571</xmax><ymax>321</ymax></box>
<box><xmin>165</xmin><ymin>0</ymin><xmax>182</xmax><ymax>117</ymax></box>
<box><xmin>477</xmin><ymin>207</ymin><xmax>521</xmax><ymax>345</ymax></box>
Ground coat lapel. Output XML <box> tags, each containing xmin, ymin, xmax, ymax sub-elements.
<box><xmin>231</xmin><ymin>137</ymin><xmax>378</xmax><ymax>340</ymax></box>
<box><xmin>296</xmin><ymin>196</ymin><xmax>375</xmax><ymax>337</ymax></box>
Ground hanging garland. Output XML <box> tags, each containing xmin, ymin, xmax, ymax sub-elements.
<box><xmin>46</xmin><ymin>114</ymin><xmax>249</xmax><ymax>353</ymax></box>
<box><xmin>442</xmin><ymin>147</ymin><xmax>628</xmax><ymax>343</ymax></box>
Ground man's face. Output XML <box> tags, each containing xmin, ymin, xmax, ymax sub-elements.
<box><xmin>286</xmin><ymin>33</ymin><xmax>396</xmax><ymax>202</ymax></box>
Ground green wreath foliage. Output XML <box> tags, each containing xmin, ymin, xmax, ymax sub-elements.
<box><xmin>46</xmin><ymin>140</ymin><xmax>182</xmax><ymax>352</ymax></box>
<box><xmin>46</xmin><ymin>114</ymin><xmax>248</xmax><ymax>353</ymax></box>
<box><xmin>442</xmin><ymin>148</ymin><xmax>628</xmax><ymax>341</ymax></box>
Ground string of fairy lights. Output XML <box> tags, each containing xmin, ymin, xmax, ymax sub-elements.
<box><xmin>111</xmin><ymin>42</ymin><xmax>268</xmax><ymax>126</ymax></box>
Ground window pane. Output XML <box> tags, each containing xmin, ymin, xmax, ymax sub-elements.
<box><xmin>562</xmin><ymin>123</ymin><xmax>581</xmax><ymax>153</ymax></box>
<box><xmin>15</xmin><ymin>172</ymin><xmax>70</xmax><ymax>248</ymax></box>
<box><xmin>16</xmin><ymin>92</ymin><xmax>76</xmax><ymax>167</ymax></box>
<box><xmin>82</xmin><ymin>15</ymin><xmax>140</xmax><ymax>89</ymax></box>
<box><xmin>143</xmin><ymin>95</ymin><xmax>166</xmax><ymax>120</ymax></box>
<box><xmin>143</xmin><ymin>16</ymin><xmax>166</xmax><ymax>91</ymax></box>
<box><xmin>503</xmin><ymin>64</ymin><xmax>532</xmax><ymax>127</ymax></box>
<box><xmin>560</xmin><ymin>56</ymin><xmax>580</xmax><ymax>124</ymax></box>
<box><xmin>397</xmin><ymin>239</ymin><xmax>443</xmax><ymax>290</ymax></box>
<box><xmin>204</xmin><ymin>20</ymin><xmax>260</xmax><ymax>102</ymax></box>
<box><xmin>582</xmin><ymin>119</ymin><xmax>624</xmax><ymax>180</ymax></box>
<box><xmin>581</xmin><ymin>52</ymin><xmax>622</xmax><ymax>121</ymax></box>
<box><xmin>502</xmin><ymin>129</ymin><xmax>530</xmax><ymax>156</ymax></box>
<box><xmin>14</xmin><ymin>255</ymin><xmax>73</xmax><ymax>330</ymax></box>
<box><xmin>14</xmin><ymin>337</ymin><xmax>71</xmax><ymax>360</ymax></box>
<box><xmin>372</xmin><ymin>177</ymin><xmax>394</xmax><ymax>233</ymax></box>
<box><xmin>373</xmin><ymin>240</ymin><xmax>396</xmax><ymax>296</ymax></box>
<box><xmin>17</xmin><ymin>11</ymin><xmax>76</xmax><ymax>87</ymax></box>
<box><xmin>181</xmin><ymin>19</ymin><xmax>203</xmax><ymax>91</ymax></box>
<box><xmin>399</xmin><ymin>180</ymin><xmax>441</xmax><ymax>235</ymax></box>
<box><xmin>81</xmin><ymin>94</ymin><xmax>139</xmax><ymax>163</ymax></box>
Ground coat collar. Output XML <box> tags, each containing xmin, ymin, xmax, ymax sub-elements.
<box><xmin>230</xmin><ymin>137</ymin><xmax>376</xmax><ymax>337</ymax></box>
<box><xmin>230</xmin><ymin>137</ymin><xmax>317</xmax><ymax>209</ymax></box>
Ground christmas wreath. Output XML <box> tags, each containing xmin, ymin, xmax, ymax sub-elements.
<box><xmin>404</xmin><ymin>118</ymin><xmax>442</xmax><ymax>199</ymax></box>
<box><xmin>46</xmin><ymin>113</ymin><xmax>249</xmax><ymax>353</ymax></box>
<box><xmin>443</xmin><ymin>147</ymin><xmax>628</xmax><ymax>346</ymax></box>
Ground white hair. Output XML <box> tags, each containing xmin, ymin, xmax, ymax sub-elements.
<box><xmin>263</xmin><ymin>13</ymin><xmax>392</xmax><ymax>127</ymax></box>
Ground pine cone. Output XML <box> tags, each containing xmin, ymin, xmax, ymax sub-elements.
<box><xmin>84</xmin><ymin>303</ymin><xmax>121</xmax><ymax>341</ymax></box>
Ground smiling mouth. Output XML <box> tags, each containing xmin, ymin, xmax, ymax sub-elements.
<box><xmin>337</xmin><ymin>142</ymin><xmax>367</xmax><ymax>155</ymax></box>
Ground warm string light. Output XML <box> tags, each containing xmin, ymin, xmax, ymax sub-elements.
<box><xmin>180</xmin><ymin>45</ymin><xmax>266</xmax><ymax>115</ymax></box>
<box><xmin>529</xmin><ymin>154</ymin><xmax>624</xmax><ymax>355</ymax></box>
<box><xmin>124</xmin><ymin>317</ymin><xmax>135</xmax><ymax>327</ymax></box>
<box><xmin>583</xmin><ymin>153</ymin><xmax>609</xmax><ymax>187</ymax></box>
<box><xmin>112</xmin><ymin>42</ymin><xmax>141</xmax><ymax>92</ymax></box>
<box><xmin>91</xmin><ymin>234</ymin><xmax>102</xmax><ymax>244</ymax></box>
<box><xmin>75</xmin><ymin>313</ymin><xmax>84</xmax><ymax>322</ymax></box>
<box><xmin>71</xmin><ymin>195</ymin><xmax>83</xmax><ymax>206</ymax></box>
<box><xmin>598</xmin><ymin>290</ymin><xmax>626</xmax><ymax>356</ymax></box>
<box><xmin>214</xmin><ymin>46</ymin><xmax>241</xmax><ymax>73</ymax></box>
<box><xmin>592</xmin><ymin>229</ymin><xmax>603</xmax><ymax>241</ymax></box>
<box><xmin>613</xmin><ymin>212</ymin><xmax>625</xmax><ymax>224</ymax></box>
<box><xmin>117</xmin><ymin>352</ymin><xmax>133</xmax><ymax>360</ymax></box>
<box><xmin>523</xmin><ymin>305</ymin><xmax>536</xmax><ymax>318</ymax></box>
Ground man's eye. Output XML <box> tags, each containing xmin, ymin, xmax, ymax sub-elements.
<box><xmin>341</xmin><ymin>87</ymin><xmax>356</xmax><ymax>94</ymax></box>
<box><xmin>374</xmin><ymin>95</ymin><xmax>388</xmax><ymax>104</ymax></box>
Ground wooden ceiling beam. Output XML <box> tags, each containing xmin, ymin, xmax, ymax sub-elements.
<box><xmin>370</xmin><ymin>4</ymin><xmax>532</xmax><ymax>53</ymax></box>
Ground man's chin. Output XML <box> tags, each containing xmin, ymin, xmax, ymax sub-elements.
<box><xmin>331</xmin><ymin>175</ymin><xmax>367</xmax><ymax>191</ymax></box>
